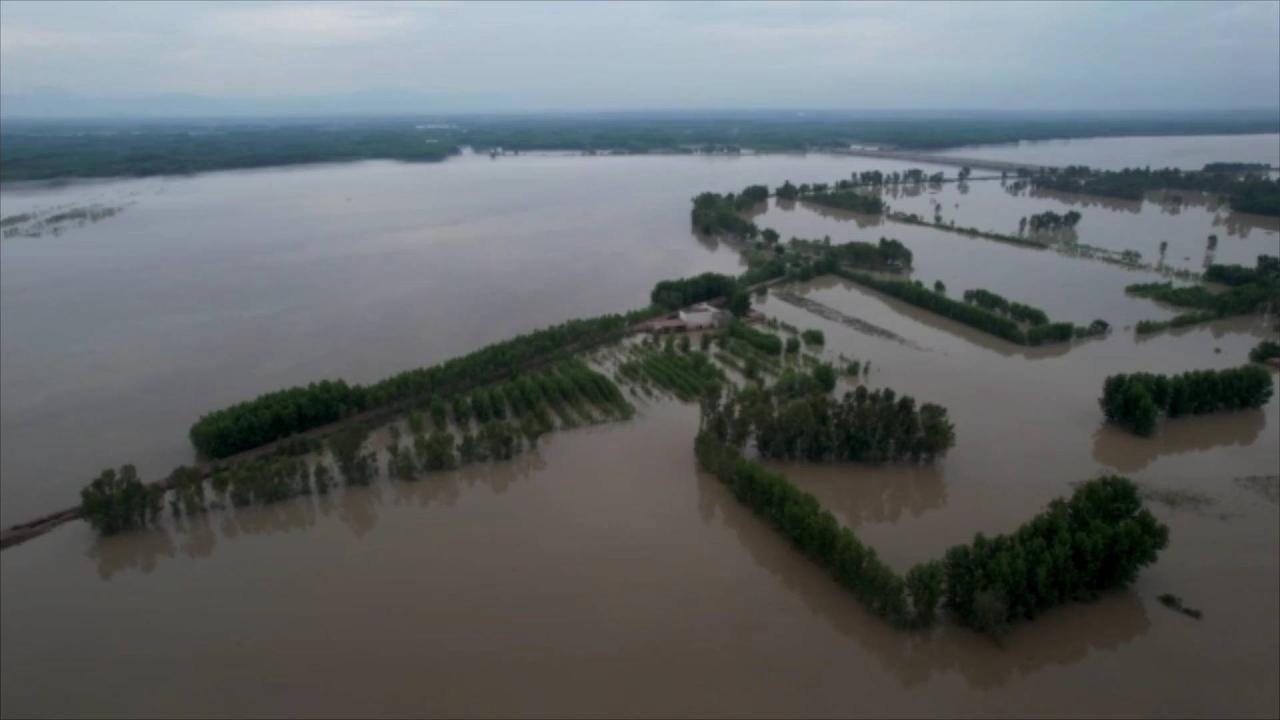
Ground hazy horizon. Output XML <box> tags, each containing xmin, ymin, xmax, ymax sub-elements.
<box><xmin>2</xmin><ymin>1</ymin><xmax>1278</xmax><ymax>118</ymax></box>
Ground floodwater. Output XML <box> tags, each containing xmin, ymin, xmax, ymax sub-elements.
<box><xmin>1</xmin><ymin>151</ymin><xmax>929</xmax><ymax>525</ymax></box>
<box><xmin>2</xmin><ymin>137</ymin><xmax>1279</xmax><ymax>717</ymax></box>
<box><xmin>755</xmin><ymin>182</ymin><xmax>1279</xmax><ymax>276</ymax></box>
<box><xmin>935</xmin><ymin>133</ymin><xmax>1280</xmax><ymax>172</ymax></box>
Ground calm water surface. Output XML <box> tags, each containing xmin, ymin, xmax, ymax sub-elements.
<box><xmin>1</xmin><ymin>139</ymin><xmax>1278</xmax><ymax>717</ymax></box>
<box><xmin>935</xmin><ymin>133</ymin><xmax>1280</xmax><ymax>171</ymax></box>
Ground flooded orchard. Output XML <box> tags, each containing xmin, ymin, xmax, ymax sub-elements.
<box><xmin>2</xmin><ymin>136</ymin><xmax>1279</xmax><ymax>717</ymax></box>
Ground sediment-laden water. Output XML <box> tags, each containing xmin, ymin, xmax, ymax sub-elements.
<box><xmin>2</xmin><ymin>137</ymin><xmax>1278</xmax><ymax>717</ymax></box>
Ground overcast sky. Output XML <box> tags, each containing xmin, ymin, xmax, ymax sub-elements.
<box><xmin>2</xmin><ymin>1</ymin><xmax>1278</xmax><ymax>113</ymax></box>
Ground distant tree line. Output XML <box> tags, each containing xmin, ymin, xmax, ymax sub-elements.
<box><xmin>1030</xmin><ymin>165</ymin><xmax>1280</xmax><ymax>217</ymax></box>
<box><xmin>1101</xmin><ymin>365</ymin><xmax>1274</xmax><ymax>435</ymax></box>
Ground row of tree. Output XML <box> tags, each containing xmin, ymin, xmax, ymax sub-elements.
<box><xmin>840</xmin><ymin>268</ymin><xmax>1107</xmax><ymax>346</ymax></box>
<box><xmin>838</xmin><ymin>269</ymin><xmax>1027</xmax><ymax>344</ymax></box>
<box><xmin>802</xmin><ymin>190</ymin><xmax>886</xmax><ymax>215</ymax></box>
<box><xmin>784</xmin><ymin>236</ymin><xmax>914</xmax><ymax>273</ymax></box>
<box><xmin>1100</xmin><ymin>365</ymin><xmax>1275</xmax><ymax>435</ymax></box>
<box><xmin>696</xmin><ymin>420</ymin><xmax>1168</xmax><ymax>635</ymax></box>
<box><xmin>618</xmin><ymin>347</ymin><xmax>726</xmax><ymax>401</ymax></box>
<box><xmin>189</xmin><ymin>310</ymin><xmax>649</xmax><ymax>458</ymax></box>
<box><xmin>91</xmin><ymin>361</ymin><xmax>633</xmax><ymax>531</ymax></box>
<box><xmin>694</xmin><ymin>425</ymin><xmax>931</xmax><ymax>628</ymax></box>
<box><xmin>727</xmin><ymin>319</ymin><xmax>784</xmax><ymax>356</ymax></box>
<box><xmin>962</xmin><ymin>288</ymin><xmax>1051</xmax><ymax>326</ymax></box>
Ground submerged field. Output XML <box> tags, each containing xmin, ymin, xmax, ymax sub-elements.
<box><xmin>2</xmin><ymin>137</ymin><xmax>1278</xmax><ymax>717</ymax></box>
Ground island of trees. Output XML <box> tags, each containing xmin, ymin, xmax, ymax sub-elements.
<box><xmin>1100</xmin><ymin>365</ymin><xmax>1275</xmax><ymax>436</ymax></box>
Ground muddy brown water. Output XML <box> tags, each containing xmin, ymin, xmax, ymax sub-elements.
<box><xmin>934</xmin><ymin>133</ymin><xmax>1280</xmax><ymax>172</ymax></box>
<box><xmin>2</xmin><ymin>141</ymin><xmax>1279</xmax><ymax>717</ymax></box>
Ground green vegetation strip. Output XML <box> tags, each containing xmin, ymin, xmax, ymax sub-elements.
<box><xmin>1100</xmin><ymin>365</ymin><xmax>1274</xmax><ymax>436</ymax></box>
<box><xmin>696</xmin><ymin>425</ymin><xmax>1168</xmax><ymax>635</ymax></box>
<box><xmin>189</xmin><ymin>310</ymin><xmax>656</xmax><ymax>459</ymax></box>
<box><xmin>1129</xmin><ymin>255</ymin><xmax>1279</xmax><ymax>335</ymax></box>
<box><xmin>837</xmin><ymin>269</ymin><xmax>1106</xmax><ymax>346</ymax></box>
<box><xmin>83</xmin><ymin>361</ymin><xmax>631</xmax><ymax>534</ymax></box>
<box><xmin>1031</xmin><ymin>165</ymin><xmax>1280</xmax><ymax>217</ymax></box>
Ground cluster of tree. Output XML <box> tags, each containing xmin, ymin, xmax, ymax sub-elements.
<box><xmin>802</xmin><ymin>190</ymin><xmax>886</xmax><ymax>215</ymax></box>
<box><xmin>962</xmin><ymin>288</ymin><xmax>1051</xmax><ymax>326</ymax></box>
<box><xmin>650</xmin><ymin>272</ymin><xmax>738</xmax><ymax>311</ymax></box>
<box><xmin>80</xmin><ymin>465</ymin><xmax>164</xmax><ymax>535</ymax></box>
<box><xmin>942</xmin><ymin>476</ymin><xmax>1169</xmax><ymax>636</ymax></box>
<box><xmin>786</xmin><ymin>236</ymin><xmax>913</xmax><ymax>272</ymax></box>
<box><xmin>189</xmin><ymin>311</ymin><xmax>648</xmax><ymax>458</ymax></box>
<box><xmin>706</xmin><ymin>380</ymin><xmax>956</xmax><ymax>464</ymax></box>
<box><xmin>727</xmin><ymin>319</ymin><xmax>784</xmax><ymax>356</ymax></box>
<box><xmin>801</xmin><ymin>329</ymin><xmax>825</xmax><ymax>346</ymax></box>
<box><xmin>690</xmin><ymin>190</ymin><xmax>761</xmax><ymax>238</ymax></box>
<box><xmin>1030</xmin><ymin>165</ymin><xmax>1280</xmax><ymax>217</ymax></box>
<box><xmin>1020</xmin><ymin>210</ymin><xmax>1082</xmax><ymax>233</ymax></box>
<box><xmin>618</xmin><ymin>347</ymin><xmax>725</xmax><ymax>402</ymax></box>
<box><xmin>211</xmin><ymin>454</ymin><xmax>319</xmax><ymax>506</ymax></box>
<box><xmin>1128</xmin><ymin>255</ymin><xmax>1279</xmax><ymax>334</ymax></box>
<box><xmin>1250</xmin><ymin>340</ymin><xmax>1280</xmax><ymax>364</ymax></box>
<box><xmin>1101</xmin><ymin>365</ymin><xmax>1275</xmax><ymax>435</ymax></box>
<box><xmin>1205</xmin><ymin>255</ymin><xmax>1280</xmax><ymax>287</ymax></box>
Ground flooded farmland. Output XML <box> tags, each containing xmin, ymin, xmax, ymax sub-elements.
<box><xmin>2</xmin><ymin>137</ymin><xmax>1279</xmax><ymax>717</ymax></box>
